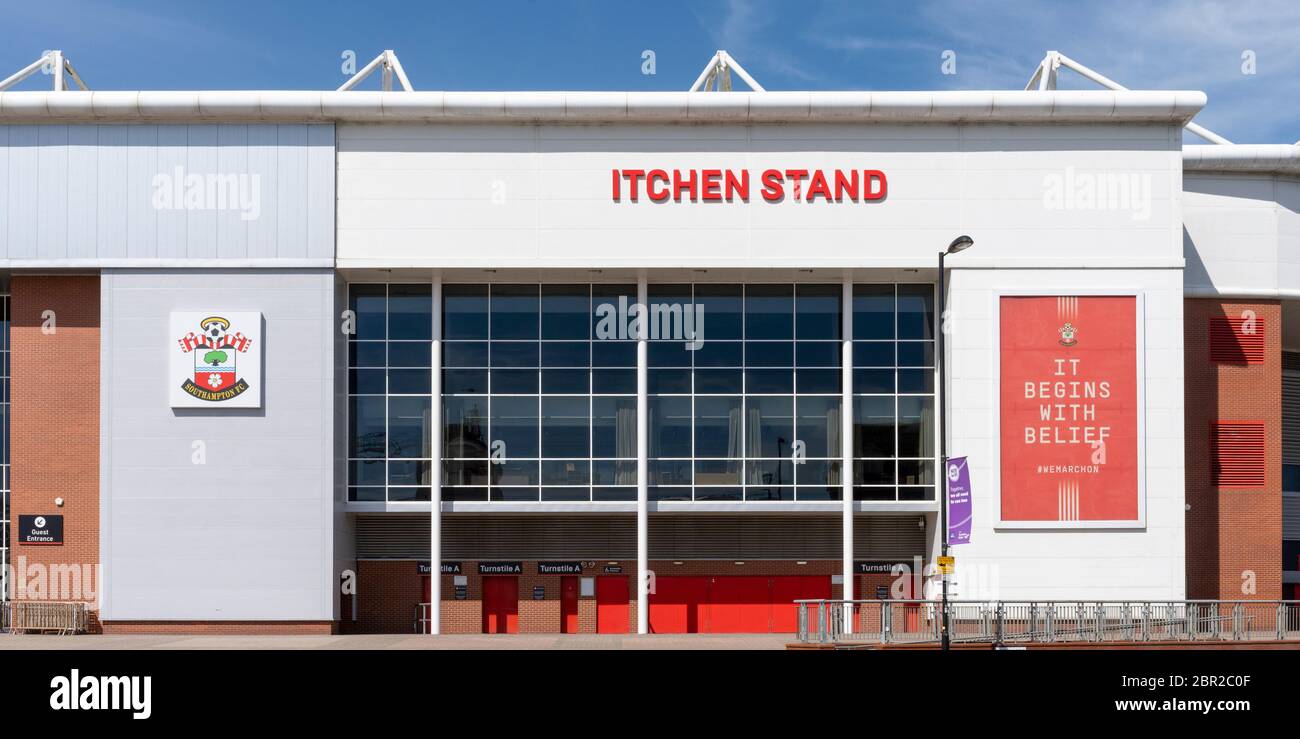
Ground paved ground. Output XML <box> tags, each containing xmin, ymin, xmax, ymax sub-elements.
<box><xmin>0</xmin><ymin>633</ymin><xmax>794</xmax><ymax>650</ymax></box>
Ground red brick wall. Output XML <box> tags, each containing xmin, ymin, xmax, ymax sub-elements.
<box><xmin>101</xmin><ymin>621</ymin><xmax>334</xmax><ymax>635</ymax></box>
<box><xmin>9</xmin><ymin>276</ymin><xmax>101</xmax><ymax>628</ymax></box>
<box><xmin>1184</xmin><ymin>299</ymin><xmax>1282</xmax><ymax>600</ymax></box>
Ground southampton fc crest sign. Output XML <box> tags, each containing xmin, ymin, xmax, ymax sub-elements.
<box><xmin>169</xmin><ymin>312</ymin><xmax>262</xmax><ymax>408</ymax></box>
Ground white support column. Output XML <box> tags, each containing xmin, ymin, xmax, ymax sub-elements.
<box><xmin>429</xmin><ymin>274</ymin><xmax>443</xmax><ymax>635</ymax></box>
<box><xmin>636</xmin><ymin>273</ymin><xmax>649</xmax><ymax>635</ymax></box>
<box><xmin>841</xmin><ymin>278</ymin><xmax>854</xmax><ymax>622</ymax></box>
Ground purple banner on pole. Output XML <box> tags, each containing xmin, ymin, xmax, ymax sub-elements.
<box><xmin>946</xmin><ymin>456</ymin><xmax>972</xmax><ymax>546</ymax></box>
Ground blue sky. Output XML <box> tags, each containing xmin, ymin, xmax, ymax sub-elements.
<box><xmin>2</xmin><ymin>0</ymin><xmax>1297</xmax><ymax>143</ymax></box>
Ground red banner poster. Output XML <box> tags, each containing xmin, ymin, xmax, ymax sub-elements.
<box><xmin>999</xmin><ymin>295</ymin><xmax>1140</xmax><ymax>525</ymax></box>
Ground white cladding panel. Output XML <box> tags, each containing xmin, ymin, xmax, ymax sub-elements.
<box><xmin>944</xmin><ymin>268</ymin><xmax>1185</xmax><ymax>600</ymax></box>
<box><xmin>337</xmin><ymin>123</ymin><xmax>1183</xmax><ymax>269</ymax></box>
<box><xmin>0</xmin><ymin>124</ymin><xmax>335</xmax><ymax>266</ymax></box>
<box><xmin>100</xmin><ymin>269</ymin><xmax>336</xmax><ymax>621</ymax></box>
<box><xmin>1183</xmin><ymin>173</ymin><xmax>1300</xmax><ymax>298</ymax></box>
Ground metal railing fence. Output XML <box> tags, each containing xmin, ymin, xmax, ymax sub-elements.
<box><xmin>3</xmin><ymin>601</ymin><xmax>90</xmax><ymax>635</ymax></box>
<box><xmin>795</xmin><ymin>600</ymin><xmax>1300</xmax><ymax>645</ymax></box>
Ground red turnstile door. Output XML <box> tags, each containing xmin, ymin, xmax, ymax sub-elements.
<box><xmin>708</xmin><ymin>577</ymin><xmax>773</xmax><ymax>633</ymax></box>
<box><xmin>596</xmin><ymin>576</ymin><xmax>630</xmax><ymax>634</ymax></box>
<box><xmin>482</xmin><ymin>577</ymin><xmax>519</xmax><ymax>634</ymax></box>
<box><xmin>561</xmin><ymin>576</ymin><xmax>580</xmax><ymax>633</ymax></box>
<box><xmin>648</xmin><ymin>576</ymin><xmax>709</xmax><ymax>634</ymax></box>
<box><xmin>770</xmin><ymin>575</ymin><xmax>833</xmax><ymax>633</ymax></box>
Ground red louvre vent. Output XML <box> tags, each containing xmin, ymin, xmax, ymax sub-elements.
<box><xmin>1209</xmin><ymin>317</ymin><xmax>1265</xmax><ymax>364</ymax></box>
<box><xmin>1212</xmin><ymin>422</ymin><xmax>1266</xmax><ymax>489</ymax></box>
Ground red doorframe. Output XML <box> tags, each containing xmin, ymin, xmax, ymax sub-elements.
<box><xmin>560</xmin><ymin>576</ymin><xmax>580</xmax><ymax>633</ymax></box>
<box><xmin>596</xmin><ymin>576</ymin><xmax>630</xmax><ymax>634</ymax></box>
<box><xmin>482</xmin><ymin>576</ymin><xmax>519</xmax><ymax>634</ymax></box>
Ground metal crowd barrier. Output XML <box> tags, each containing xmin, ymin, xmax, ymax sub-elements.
<box><xmin>4</xmin><ymin>601</ymin><xmax>90</xmax><ymax>635</ymax></box>
<box><xmin>415</xmin><ymin>602</ymin><xmax>432</xmax><ymax>634</ymax></box>
<box><xmin>795</xmin><ymin>599</ymin><xmax>1300</xmax><ymax>645</ymax></box>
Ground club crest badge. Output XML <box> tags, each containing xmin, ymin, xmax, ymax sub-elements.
<box><xmin>170</xmin><ymin>312</ymin><xmax>263</xmax><ymax>408</ymax></box>
<box><xmin>1058</xmin><ymin>322</ymin><xmax>1078</xmax><ymax>346</ymax></box>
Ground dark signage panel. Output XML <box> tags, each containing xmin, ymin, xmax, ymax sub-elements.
<box><xmin>537</xmin><ymin>561</ymin><xmax>583</xmax><ymax>575</ymax></box>
<box><xmin>417</xmin><ymin>561</ymin><xmax>462</xmax><ymax>575</ymax></box>
<box><xmin>532</xmin><ymin>586</ymin><xmax>545</xmax><ymax>600</ymax></box>
<box><xmin>854</xmin><ymin>561</ymin><xmax>912</xmax><ymax>574</ymax></box>
<box><xmin>479</xmin><ymin>561</ymin><xmax>523</xmax><ymax>575</ymax></box>
<box><xmin>18</xmin><ymin>514</ymin><xmax>63</xmax><ymax>545</ymax></box>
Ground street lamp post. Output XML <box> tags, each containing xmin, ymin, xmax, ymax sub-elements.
<box><xmin>938</xmin><ymin>234</ymin><xmax>973</xmax><ymax>652</ymax></box>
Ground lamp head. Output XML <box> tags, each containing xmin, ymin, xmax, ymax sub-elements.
<box><xmin>946</xmin><ymin>235</ymin><xmax>974</xmax><ymax>255</ymax></box>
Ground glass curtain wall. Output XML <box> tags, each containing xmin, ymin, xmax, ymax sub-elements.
<box><xmin>346</xmin><ymin>282</ymin><xmax>935</xmax><ymax>504</ymax></box>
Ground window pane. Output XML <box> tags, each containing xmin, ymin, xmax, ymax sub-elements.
<box><xmin>387</xmin><ymin>397</ymin><xmax>431</xmax><ymax>458</ymax></box>
<box><xmin>853</xmin><ymin>285</ymin><xmax>894</xmax><ymax>340</ymax></box>
<box><xmin>592</xmin><ymin>396</ymin><xmax>637</xmax><ymax>458</ymax></box>
<box><xmin>744</xmin><ymin>396</ymin><xmax>792</xmax><ymax>458</ymax></box>
<box><xmin>693</xmin><ymin>341</ymin><xmax>742</xmax><ymax>367</ymax></box>
<box><xmin>746</xmin><ymin>284</ymin><xmax>793</xmax><ymax>340</ymax></box>
<box><xmin>694</xmin><ymin>284</ymin><xmax>743</xmax><ymax>340</ymax></box>
<box><xmin>648</xmin><ymin>369</ymin><xmax>690</xmax><ymax>394</ymax></box>
<box><xmin>898</xmin><ymin>341</ymin><xmax>934</xmax><ymax>368</ymax></box>
<box><xmin>746</xmin><ymin>342</ymin><xmax>793</xmax><ymax>367</ymax></box>
<box><xmin>444</xmin><ymin>284</ymin><xmax>488</xmax><ymax>339</ymax></box>
<box><xmin>694</xmin><ymin>368</ymin><xmax>742</xmax><ymax>394</ymax></box>
<box><xmin>389</xmin><ymin>460</ymin><xmax>431</xmax><ymax>485</ymax></box>
<box><xmin>854</xmin><ymin>459</ymin><xmax>895</xmax><ymax>485</ymax></box>
<box><xmin>746</xmin><ymin>459</ymin><xmax>792</xmax><ymax>486</ymax></box>
<box><xmin>349</xmin><ymin>369</ymin><xmax>385</xmax><ymax>395</ymax></box>
<box><xmin>349</xmin><ymin>284</ymin><xmax>386</xmax><ymax>341</ymax></box>
<box><xmin>854</xmin><ymin>369</ymin><xmax>894</xmax><ymax>394</ymax></box>
<box><xmin>491</xmin><ymin>369</ymin><xmax>538</xmax><ymax>394</ymax></box>
<box><xmin>443</xmin><ymin>396</ymin><xmax>488</xmax><ymax>458</ymax></box>
<box><xmin>388</xmin><ymin>369</ymin><xmax>431</xmax><ymax>395</ymax></box>
<box><xmin>444</xmin><ymin>459</ymin><xmax>490</xmax><ymax>487</ymax></box>
<box><xmin>649</xmin><ymin>459</ymin><xmax>692</xmax><ymax>485</ymax></box>
<box><xmin>542</xmin><ymin>369</ymin><xmax>588</xmax><ymax>394</ymax></box>
<box><xmin>898</xmin><ymin>396</ymin><xmax>935</xmax><ymax>458</ymax></box>
<box><xmin>853</xmin><ymin>341</ymin><xmax>894</xmax><ymax>368</ymax></box>
<box><xmin>796</xmin><ymin>396</ymin><xmax>841</xmax><ymax>458</ymax></box>
<box><xmin>542</xmin><ymin>396</ymin><xmax>589</xmax><ymax>458</ymax></box>
<box><xmin>443</xmin><ymin>342</ymin><xmax>487</xmax><ymax>367</ymax></box>
<box><xmin>592</xmin><ymin>460</ymin><xmax>637</xmax><ymax>486</ymax></box>
<box><xmin>389</xmin><ymin>342</ymin><xmax>431</xmax><ymax>367</ymax></box>
<box><xmin>592</xmin><ymin>340</ymin><xmax>636</xmax><ymax>367</ymax></box>
<box><xmin>853</xmin><ymin>396</ymin><xmax>895</xmax><ymax>457</ymax></box>
<box><xmin>443</xmin><ymin>368</ymin><xmax>488</xmax><ymax>394</ymax></box>
<box><xmin>490</xmin><ymin>396</ymin><xmax>539</xmax><ymax>458</ymax></box>
<box><xmin>491</xmin><ymin>342</ymin><xmax>539</xmax><ymax>367</ymax></box>
<box><xmin>696</xmin><ymin>396</ymin><xmax>743</xmax><ymax>458</ymax></box>
<box><xmin>541</xmin><ymin>342</ymin><xmax>590</xmax><ymax>367</ymax></box>
<box><xmin>897</xmin><ymin>284</ymin><xmax>934</xmax><ymax>340</ymax></box>
<box><xmin>795</xmin><ymin>342</ymin><xmax>839</xmax><ymax>367</ymax></box>
<box><xmin>695</xmin><ymin>459</ymin><xmax>742</xmax><ymax>486</ymax></box>
<box><xmin>795</xmin><ymin>284</ymin><xmax>841</xmax><ymax>340</ymax></box>
<box><xmin>593</xmin><ymin>369</ymin><xmax>636</xmax><ymax>394</ymax></box>
<box><xmin>592</xmin><ymin>285</ymin><xmax>637</xmax><ymax>338</ymax></box>
<box><xmin>496</xmin><ymin>460</ymin><xmax>540</xmax><ymax>486</ymax></box>
<box><xmin>542</xmin><ymin>285</ymin><xmax>590</xmax><ymax>339</ymax></box>
<box><xmin>542</xmin><ymin>460</ymin><xmax>590</xmax><ymax>485</ymax></box>
<box><xmin>388</xmin><ymin>284</ymin><xmax>431</xmax><ymax>340</ymax></box>
<box><xmin>649</xmin><ymin>396</ymin><xmax>691</xmax><ymax>457</ymax></box>
<box><xmin>349</xmin><ymin>396</ymin><xmax>385</xmax><ymax>458</ymax></box>
<box><xmin>746</xmin><ymin>368</ymin><xmax>792</xmax><ymax>394</ymax></box>
<box><xmin>349</xmin><ymin>341</ymin><xmax>385</xmax><ymax>367</ymax></box>
<box><xmin>491</xmin><ymin>285</ymin><xmax>539</xmax><ymax>339</ymax></box>
<box><xmin>348</xmin><ymin>459</ymin><xmax>385</xmax><ymax>486</ymax></box>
